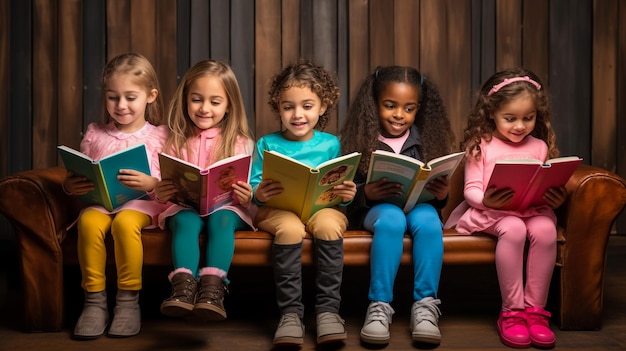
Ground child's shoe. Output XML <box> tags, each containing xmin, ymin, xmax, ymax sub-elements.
<box><xmin>73</xmin><ymin>290</ymin><xmax>109</xmax><ymax>340</ymax></box>
<box><xmin>316</xmin><ymin>312</ymin><xmax>347</xmax><ymax>344</ymax></box>
<box><xmin>360</xmin><ymin>301</ymin><xmax>395</xmax><ymax>344</ymax></box>
<box><xmin>108</xmin><ymin>290</ymin><xmax>141</xmax><ymax>338</ymax></box>
<box><xmin>497</xmin><ymin>310</ymin><xmax>531</xmax><ymax>348</ymax></box>
<box><xmin>193</xmin><ymin>274</ymin><xmax>228</xmax><ymax>321</ymax></box>
<box><xmin>525</xmin><ymin>307</ymin><xmax>556</xmax><ymax>348</ymax></box>
<box><xmin>410</xmin><ymin>297</ymin><xmax>442</xmax><ymax>344</ymax></box>
<box><xmin>160</xmin><ymin>271</ymin><xmax>198</xmax><ymax>318</ymax></box>
<box><xmin>273</xmin><ymin>313</ymin><xmax>305</xmax><ymax>346</ymax></box>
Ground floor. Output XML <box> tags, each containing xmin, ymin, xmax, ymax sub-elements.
<box><xmin>0</xmin><ymin>236</ymin><xmax>625</xmax><ymax>351</ymax></box>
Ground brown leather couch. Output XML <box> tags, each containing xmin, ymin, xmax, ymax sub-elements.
<box><xmin>1</xmin><ymin>163</ymin><xmax>625</xmax><ymax>332</ymax></box>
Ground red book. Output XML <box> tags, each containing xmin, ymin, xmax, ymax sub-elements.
<box><xmin>159</xmin><ymin>153</ymin><xmax>251</xmax><ymax>215</ymax></box>
<box><xmin>487</xmin><ymin>156</ymin><xmax>582</xmax><ymax>211</ymax></box>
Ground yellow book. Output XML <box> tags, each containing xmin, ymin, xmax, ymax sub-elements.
<box><xmin>262</xmin><ymin>150</ymin><xmax>362</xmax><ymax>221</ymax></box>
<box><xmin>366</xmin><ymin>150</ymin><xmax>465</xmax><ymax>212</ymax></box>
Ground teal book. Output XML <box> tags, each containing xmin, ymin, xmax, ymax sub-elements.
<box><xmin>57</xmin><ymin>144</ymin><xmax>151</xmax><ymax>211</ymax></box>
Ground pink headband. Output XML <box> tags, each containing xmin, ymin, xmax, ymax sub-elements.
<box><xmin>488</xmin><ymin>76</ymin><xmax>542</xmax><ymax>96</ymax></box>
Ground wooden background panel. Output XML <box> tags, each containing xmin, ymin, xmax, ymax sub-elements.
<box><xmin>549</xmin><ymin>0</ymin><xmax>592</xmax><ymax>160</ymax></box>
<box><xmin>176</xmin><ymin>0</ymin><xmax>191</xmax><ymax>80</ymax></box>
<box><xmin>254</xmin><ymin>0</ymin><xmax>282</xmax><ymax>138</ymax></box>
<box><xmin>477</xmin><ymin>0</ymin><xmax>496</xmax><ymax>88</ymax></box>
<box><xmin>210</xmin><ymin>0</ymin><xmax>230</xmax><ymax>62</ymax></box>
<box><xmin>591</xmin><ymin>0</ymin><xmax>618</xmax><ymax>172</ymax></box>
<box><xmin>32</xmin><ymin>0</ymin><xmax>58</xmax><ymax>170</ymax></box>
<box><xmin>130</xmin><ymin>0</ymin><xmax>157</xmax><ymax>64</ymax></box>
<box><xmin>82</xmin><ymin>0</ymin><xmax>106</xmax><ymax>129</ymax></box>
<box><xmin>156</xmin><ymin>0</ymin><xmax>178</xmax><ymax>110</ymax></box>
<box><xmin>0</xmin><ymin>0</ymin><xmax>8</xmax><ymax>177</ymax></box>
<box><xmin>522</xmin><ymin>0</ymin><xmax>549</xmax><ymax>84</ymax></box>
<box><xmin>495</xmin><ymin>0</ymin><xmax>522</xmax><ymax>70</ymax></box>
<box><xmin>106</xmin><ymin>0</ymin><xmax>131</xmax><ymax>60</ymax></box>
<box><xmin>231</xmin><ymin>0</ymin><xmax>255</xmax><ymax>133</ymax></box>
<box><xmin>394</xmin><ymin>0</ymin><xmax>420</xmax><ymax>68</ymax></box>
<box><xmin>336</xmin><ymin>0</ymin><xmax>349</xmax><ymax>129</ymax></box>
<box><xmin>190</xmin><ymin>0</ymin><xmax>210</xmax><ymax>64</ymax></box>
<box><xmin>347</xmin><ymin>0</ymin><xmax>369</xmax><ymax>103</ymax></box>
<box><xmin>282</xmin><ymin>0</ymin><xmax>300</xmax><ymax>65</ymax></box>
<box><xmin>57</xmin><ymin>0</ymin><xmax>82</xmax><ymax>149</ymax></box>
<box><xmin>369</xmin><ymin>0</ymin><xmax>394</xmax><ymax>68</ymax></box>
<box><xmin>618</xmin><ymin>0</ymin><xmax>626</xmax><ymax>233</ymax></box>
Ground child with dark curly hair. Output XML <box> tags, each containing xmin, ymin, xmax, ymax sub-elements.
<box><xmin>249</xmin><ymin>59</ymin><xmax>356</xmax><ymax>346</ymax></box>
<box><xmin>340</xmin><ymin>65</ymin><xmax>455</xmax><ymax>346</ymax></box>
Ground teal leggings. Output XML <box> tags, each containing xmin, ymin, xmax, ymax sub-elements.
<box><xmin>168</xmin><ymin>209</ymin><xmax>250</xmax><ymax>275</ymax></box>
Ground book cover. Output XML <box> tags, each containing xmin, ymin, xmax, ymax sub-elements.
<box><xmin>366</xmin><ymin>150</ymin><xmax>465</xmax><ymax>212</ymax></box>
<box><xmin>487</xmin><ymin>156</ymin><xmax>583</xmax><ymax>211</ymax></box>
<box><xmin>262</xmin><ymin>150</ymin><xmax>362</xmax><ymax>221</ymax></box>
<box><xmin>57</xmin><ymin>144</ymin><xmax>151</xmax><ymax>211</ymax></box>
<box><xmin>159</xmin><ymin>153</ymin><xmax>251</xmax><ymax>215</ymax></box>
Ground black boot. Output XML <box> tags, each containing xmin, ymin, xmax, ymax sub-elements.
<box><xmin>272</xmin><ymin>242</ymin><xmax>305</xmax><ymax>346</ymax></box>
<box><xmin>315</xmin><ymin>238</ymin><xmax>347</xmax><ymax>344</ymax></box>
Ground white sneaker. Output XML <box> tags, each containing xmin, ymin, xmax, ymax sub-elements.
<box><xmin>410</xmin><ymin>297</ymin><xmax>442</xmax><ymax>344</ymax></box>
<box><xmin>360</xmin><ymin>301</ymin><xmax>395</xmax><ymax>344</ymax></box>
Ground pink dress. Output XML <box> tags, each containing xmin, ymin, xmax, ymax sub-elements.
<box><xmin>157</xmin><ymin>127</ymin><xmax>257</xmax><ymax>229</ymax></box>
<box><xmin>76</xmin><ymin>121</ymin><xmax>170</xmax><ymax>228</ymax></box>
<box><xmin>444</xmin><ymin>136</ymin><xmax>556</xmax><ymax>233</ymax></box>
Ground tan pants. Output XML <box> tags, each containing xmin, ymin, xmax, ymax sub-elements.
<box><xmin>255</xmin><ymin>206</ymin><xmax>347</xmax><ymax>244</ymax></box>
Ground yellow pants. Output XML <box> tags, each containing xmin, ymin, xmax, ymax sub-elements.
<box><xmin>77</xmin><ymin>208</ymin><xmax>149</xmax><ymax>292</ymax></box>
<box><xmin>255</xmin><ymin>207</ymin><xmax>347</xmax><ymax>244</ymax></box>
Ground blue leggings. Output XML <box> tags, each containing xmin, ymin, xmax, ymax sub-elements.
<box><xmin>364</xmin><ymin>203</ymin><xmax>443</xmax><ymax>302</ymax></box>
<box><xmin>168</xmin><ymin>209</ymin><xmax>250</xmax><ymax>275</ymax></box>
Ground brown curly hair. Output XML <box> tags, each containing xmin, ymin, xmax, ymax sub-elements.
<box><xmin>340</xmin><ymin>65</ymin><xmax>455</xmax><ymax>173</ymax></box>
<box><xmin>267</xmin><ymin>58</ymin><xmax>341</xmax><ymax>131</ymax></box>
<box><xmin>461</xmin><ymin>67</ymin><xmax>558</xmax><ymax>160</ymax></box>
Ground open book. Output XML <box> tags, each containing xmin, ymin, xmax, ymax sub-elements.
<box><xmin>159</xmin><ymin>153</ymin><xmax>251</xmax><ymax>215</ymax></box>
<box><xmin>487</xmin><ymin>156</ymin><xmax>583</xmax><ymax>211</ymax></box>
<box><xmin>262</xmin><ymin>150</ymin><xmax>362</xmax><ymax>221</ymax></box>
<box><xmin>57</xmin><ymin>144</ymin><xmax>151</xmax><ymax>212</ymax></box>
<box><xmin>366</xmin><ymin>150</ymin><xmax>465</xmax><ymax>212</ymax></box>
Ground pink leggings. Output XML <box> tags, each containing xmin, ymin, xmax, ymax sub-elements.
<box><xmin>483</xmin><ymin>215</ymin><xmax>556</xmax><ymax>311</ymax></box>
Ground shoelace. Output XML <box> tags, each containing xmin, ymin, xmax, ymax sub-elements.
<box><xmin>171</xmin><ymin>277</ymin><xmax>196</xmax><ymax>298</ymax></box>
<box><xmin>412</xmin><ymin>298</ymin><xmax>441</xmax><ymax>324</ymax></box>
<box><xmin>365</xmin><ymin>302</ymin><xmax>395</xmax><ymax>325</ymax></box>
<box><xmin>279</xmin><ymin>313</ymin><xmax>302</xmax><ymax>328</ymax></box>
<box><xmin>197</xmin><ymin>283</ymin><xmax>227</xmax><ymax>301</ymax></box>
<box><xmin>318</xmin><ymin>312</ymin><xmax>345</xmax><ymax>325</ymax></box>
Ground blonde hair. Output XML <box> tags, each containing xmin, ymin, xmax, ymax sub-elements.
<box><xmin>165</xmin><ymin>60</ymin><xmax>253</xmax><ymax>161</ymax></box>
<box><xmin>100</xmin><ymin>53</ymin><xmax>163</xmax><ymax>125</ymax></box>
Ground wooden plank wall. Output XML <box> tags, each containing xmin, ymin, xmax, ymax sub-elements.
<box><xmin>0</xmin><ymin>0</ymin><xmax>625</xmax><ymax>232</ymax></box>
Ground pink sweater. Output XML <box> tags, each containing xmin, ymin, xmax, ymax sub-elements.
<box><xmin>157</xmin><ymin>127</ymin><xmax>257</xmax><ymax>229</ymax></box>
<box><xmin>77</xmin><ymin>121</ymin><xmax>170</xmax><ymax>228</ymax></box>
<box><xmin>444</xmin><ymin>136</ymin><xmax>556</xmax><ymax>233</ymax></box>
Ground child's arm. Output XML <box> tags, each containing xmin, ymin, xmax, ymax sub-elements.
<box><xmin>118</xmin><ymin>169</ymin><xmax>159</xmax><ymax>192</ymax></box>
<box><xmin>333</xmin><ymin>180</ymin><xmax>356</xmax><ymax>203</ymax></box>
<box><xmin>62</xmin><ymin>171</ymin><xmax>94</xmax><ymax>195</ymax></box>
<box><xmin>154</xmin><ymin>179</ymin><xmax>178</xmax><ymax>203</ymax></box>
<box><xmin>232</xmin><ymin>181</ymin><xmax>253</xmax><ymax>208</ymax></box>
<box><xmin>543</xmin><ymin>185</ymin><xmax>567</xmax><ymax>208</ymax></box>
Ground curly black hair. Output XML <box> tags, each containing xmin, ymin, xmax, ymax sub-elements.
<box><xmin>267</xmin><ymin>58</ymin><xmax>341</xmax><ymax>131</ymax></box>
<box><xmin>340</xmin><ymin>65</ymin><xmax>455</xmax><ymax>173</ymax></box>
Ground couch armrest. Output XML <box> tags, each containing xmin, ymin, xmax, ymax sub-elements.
<box><xmin>0</xmin><ymin>167</ymin><xmax>81</xmax><ymax>331</ymax></box>
<box><xmin>556</xmin><ymin>164</ymin><xmax>626</xmax><ymax>330</ymax></box>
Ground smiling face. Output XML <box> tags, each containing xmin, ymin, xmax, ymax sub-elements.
<box><xmin>491</xmin><ymin>91</ymin><xmax>537</xmax><ymax>143</ymax></box>
<box><xmin>187</xmin><ymin>75</ymin><xmax>229</xmax><ymax>130</ymax></box>
<box><xmin>278</xmin><ymin>85</ymin><xmax>327</xmax><ymax>141</ymax></box>
<box><xmin>377</xmin><ymin>82</ymin><xmax>419</xmax><ymax>138</ymax></box>
<box><xmin>105</xmin><ymin>73</ymin><xmax>157</xmax><ymax>133</ymax></box>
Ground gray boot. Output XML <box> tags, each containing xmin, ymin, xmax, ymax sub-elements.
<box><xmin>108</xmin><ymin>290</ymin><xmax>141</xmax><ymax>338</ymax></box>
<box><xmin>73</xmin><ymin>290</ymin><xmax>109</xmax><ymax>340</ymax></box>
<box><xmin>272</xmin><ymin>242</ymin><xmax>304</xmax><ymax>345</ymax></box>
<box><xmin>315</xmin><ymin>238</ymin><xmax>347</xmax><ymax>344</ymax></box>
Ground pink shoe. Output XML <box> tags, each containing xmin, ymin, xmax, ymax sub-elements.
<box><xmin>525</xmin><ymin>307</ymin><xmax>556</xmax><ymax>348</ymax></box>
<box><xmin>497</xmin><ymin>310</ymin><xmax>531</xmax><ymax>348</ymax></box>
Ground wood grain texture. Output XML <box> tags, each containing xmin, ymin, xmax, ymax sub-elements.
<box><xmin>370</xmin><ymin>0</ymin><xmax>394</xmax><ymax>68</ymax></box>
<box><xmin>130</xmin><ymin>0</ymin><xmax>157</xmax><ymax>64</ymax></box>
<box><xmin>156</xmin><ymin>0</ymin><xmax>177</xmax><ymax>108</ymax></box>
<box><xmin>522</xmin><ymin>0</ymin><xmax>549</xmax><ymax>84</ymax></box>
<box><xmin>495</xmin><ymin>0</ymin><xmax>522</xmax><ymax>70</ymax></box>
<box><xmin>347</xmin><ymin>0</ymin><xmax>369</xmax><ymax>103</ymax></box>
<box><xmin>106</xmin><ymin>0</ymin><xmax>131</xmax><ymax>60</ymax></box>
<box><xmin>282</xmin><ymin>0</ymin><xmax>300</xmax><ymax>65</ymax></box>
<box><xmin>394</xmin><ymin>0</ymin><xmax>420</xmax><ymax>68</ymax></box>
<box><xmin>189</xmin><ymin>0</ymin><xmax>210</xmax><ymax>63</ymax></box>
<box><xmin>313</xmin><ymin>0</ymin><xmax>339</xmax><ymax>134</ymax></box>
<box><xmin>231</xmin><ymin>0</ymin><xmax>255</xmax><ymax>133</ymax></box>
<box><xmin>210</xmin><ymin>0</ymin><xmax>230</xmax><ymax>62</ymax></box>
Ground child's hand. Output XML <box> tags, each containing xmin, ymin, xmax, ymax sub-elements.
<box><xmin>482</xmin><ymin>186</ymin><xmax>515</xmax><ymax>209</ymax></box>
<box><xmin>425</xmin><ymin>175</ymin><xmax>449</xmax><ymax>201</ymax></box>
<box><xmin>118</xmin><ymin>169</ymin><xmax>158</xmax><ymax>192</ymax></box>
<box><xmin>154</xmin><ymin>179</ymin><xmax>178</xmax><ymax>203</ymax></box>
<box><xmin>233</xmin><ymin>181</ymin><xmax>253</xmax><ymax>207</ymax></box>
<box><xmin>544</xmin><ymin>185</ymin><xmax>567</xmax><ymax>208</ymax></box>
<box><xmin>63</xmin><ymin>172</ymin><xmax>94</xmax><ymax>195</ymax></box>
<box><xmin>364</xmin><ymin>178</ymin><xmax>403</xmax><ymax>201</ymax></box>
<box><xmin>333</xmin><ymin>180</ymin><xmax>357</xmax><ymax>203</ymax></box>
<box><xmin>255</xmin><ymin>179</ymin><xmax>284</xmax><ymax>203</ymax></box>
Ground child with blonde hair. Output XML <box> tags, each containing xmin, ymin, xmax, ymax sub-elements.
<box><xmin>63</xmin><ymin>52</ymin><xmax>168</xmax><ymax>339</ymax></box>
<box><xmin>155</xmin><ymin>60</ymin><xmax>255</xmax><ymax>323</ymax></box>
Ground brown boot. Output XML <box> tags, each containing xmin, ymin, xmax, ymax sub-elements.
<box><xmin>192</xmin><ymin>274</ymin><xmax>228</xmax><ymax>321</ymax></box>
<box><xmin>160</xmin><ymin>272</ymin><xmax>198</xmax><ymax>318</ymax></box>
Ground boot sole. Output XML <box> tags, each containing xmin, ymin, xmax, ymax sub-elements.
<box><xmin>192</xmin><ymin>304</ymin><xmax>227</xmax><ymax>321</ymax></box>
<box><xmin>161</xmin><ymin>302</ymin><xmax>194</xmax><ymax>318</ymax></box>
<box><xmin>360</xmin><ymin>332</ymin><xmax>390</xmax><ymax>345</ymax></box>
<box><xmin>411</xmin><ymin>332</ymin><xmax>442</xmax><ymax>345</ymax></box>
<box><xmin>317</xmin><ymin>332</ymin><xmax>347</xmax><ymax>344</ymax></box>
<box><xmin>273</xmin><ymin>336</ymin><xmax>304</xmax><ymax>346</ymax></box>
